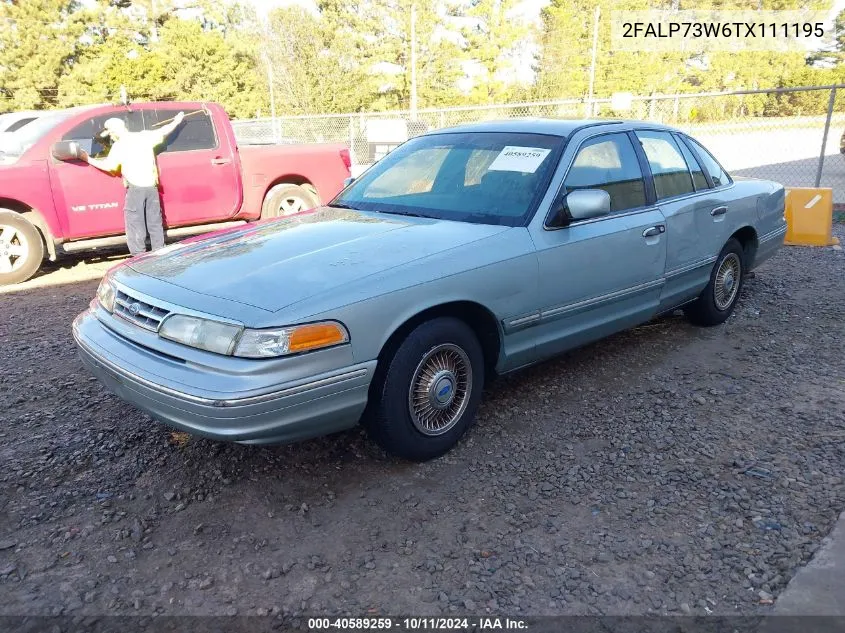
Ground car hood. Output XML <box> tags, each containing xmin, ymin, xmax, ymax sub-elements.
<box><xmin>125</xmin><ymin>206</ymin><xmax>510</xmax><ymax>312</ymax></box>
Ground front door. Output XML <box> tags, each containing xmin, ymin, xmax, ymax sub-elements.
<box><xmin>529</xmin><ymin>132</ymin><xmax>668</xmax><ymax>360</ymax></box>
<box><xmin>49</xmin><ymin>111</ymin><xmax>144</xmax><ymax>239</ymax></box>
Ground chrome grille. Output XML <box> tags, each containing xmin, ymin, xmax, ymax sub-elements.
<box><xmin>113</xmin><ymin>289</ymin><xmax>170</xmax><ymax>331</ymax></box>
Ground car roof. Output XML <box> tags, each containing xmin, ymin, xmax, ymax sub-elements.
<box><xmin>55</xmin><ymin>101</ymin><xmax>212</xmax><ymax>119</ymax></box>
<box><xmin>424</xmin><ymin>117</ymin><xmax>682</xmax><ymax>138</ymax></box>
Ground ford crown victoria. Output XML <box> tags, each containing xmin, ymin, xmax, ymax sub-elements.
<box><xmin>73</xmin><ymin>119</ymin><xmax>787</xmax><ymax>461</ymax></box>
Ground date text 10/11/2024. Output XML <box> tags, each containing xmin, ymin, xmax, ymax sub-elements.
<box><xmin>308</xmin><ymin>617</ymin><xmax>529</xmax><ymax>630</ymax></box>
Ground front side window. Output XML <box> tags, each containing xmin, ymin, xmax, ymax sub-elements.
<box><xmin>563</xmin><ymin>133</ymin><xmax>646</xmax><ymax>213</ymax></box>
<box><xmin>61</xmin><ymin>111</ymin><xmax>144</xmax><ymax>158</ymax></box>
<box><xmin>684</xmin><ymin>136</ymin><xmax>731</xmax><ymax>187</ymax></box>
<box><xmin>333</xmin><ymin>132</ymin><xmax>563</xmax><ymax>226</ymax></box>
<box><xmin>636</xmin><ymin>130</ymin><xmax>695</xmax><ymax>200</ymax></box>
<box><xmin>144</xmin><ymin>109</ymin><xmax>217</xmax><ymax>152</ymax></box>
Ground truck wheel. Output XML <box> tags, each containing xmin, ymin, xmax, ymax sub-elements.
<box><xmin>261</xmin><ymin>184</ymin><xmax>319</xmax><ymax>219</ymax></box>
<box><xmin>0</xmin><ymin>210</ymin><xmax>44</xmax><ymax>286</ymax></box>
<box><xmin>364</xmin><ymin>317</ymin><xmax>485</xmax><ymax>462</ymax></box>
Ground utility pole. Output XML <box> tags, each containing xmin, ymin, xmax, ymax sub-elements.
<box><xmin>260</xmin><ymin>13</ymin><xmax>278</xmax><ymax>142</ymax></box>
<box><xmin>587</xmin><ymin>5</ymin><xmax>600</xmax><ymax>118</ymax></box>
<box><xmin>149</xmin><ymin>0</ymin><xmax>158</xmax><ymax>43</ymax></box>
<box><xmin>267</xmin><ymin>60</ymin><xmax>277</xmax><ymax>136</ymax></box>
<box><xmin>410</xmin><ymin>3</ymin><xmax>418</xmax><ymax>117</ymax></box>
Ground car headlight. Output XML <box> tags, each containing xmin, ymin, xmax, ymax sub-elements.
<box><xmin>159</xmin><ymin>314</ymin><xmax>243</xmax><ymax>356</ymax></box>
<box><xmin>96</xmin><ymin>277</ymin><xmax>115</xmax><ymax>313</ymax></box>
<box><xmin>233</xmin><ymin>321</ymin><xmax>349</xmax><ymax>358</ymax></box>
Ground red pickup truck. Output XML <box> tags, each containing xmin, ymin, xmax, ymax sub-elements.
<box><xmin>0</xmin><ymin>101</ymin><xmax>351</xmax><ymax>285</ymax></box>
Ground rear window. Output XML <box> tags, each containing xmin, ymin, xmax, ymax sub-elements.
<box><xmin>333</xmin><ymin>132</ymin><xmax>563</xmax><ymax>226</ymax></box>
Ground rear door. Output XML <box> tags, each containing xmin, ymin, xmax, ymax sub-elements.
<box><xmin>633</xmin><ymin>129</ymin><xmax>718</xmax><ymax>311</ymax></box>
<box><xmin>49</xmin><ymin>110</ymin><xmax>144</xmax><ymax>239</ymax></box>
<box><xmin>528</xmin><ymin>132</ymin><xmax>668</xmax><ymax>360</ymax></box>
<box><xmin>144</xmin><ymin>107</ymin><xmax>241</xmax><ymax>227</ymax></box>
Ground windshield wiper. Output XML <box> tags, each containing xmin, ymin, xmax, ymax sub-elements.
<box><xmin>328</xmin><ymin>202</ymin><xmax>358</xmax><ymax>210</ymax></box>
<box><xmin>379</xmin><ymin>209</ymin><xmax>429</xmax><ymax>219</ymax></box>
<box><xmin>457</xmin><ymin>213</ymin><xmax>501</xmax><ymax>225</ymax></box>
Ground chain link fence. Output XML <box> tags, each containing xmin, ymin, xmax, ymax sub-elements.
<box><xmin>231</xmin><ymin>85</ymin><xmax>845</xmax><ymax>203</ymax></box>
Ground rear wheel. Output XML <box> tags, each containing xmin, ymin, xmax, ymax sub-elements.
<box><xmin>261</xmin><ymin>183</ymin><xmax>319</xmax><ymax>219</ymax></box>
<box><xmin>684</xmin><ymin>238</ymin><xmax>744</xmax><ymax>326</ymax></box>
<box><xmin>364</xmin><ymin>317</ymin><xmax>485</xmax><ymax>461</ymax></box>
<box><xmin>0</xmin><ymin>210</ymin><xmax>44</xmax><ymax>286</ymax></box>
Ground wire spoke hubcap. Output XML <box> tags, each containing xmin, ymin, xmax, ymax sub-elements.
<box><xmin>0</xmin><ymin>224</ymin><xmax>28</xmax><ymax>274</ymax></box>
<box><xmin>714</xmin><ymin>252</ymin><xmax>741</xmax><ymax>311</ymax></box>
<box><xmin>408</xmin><ymin>343</ymin><xmax>472</xmax><ymax>436</ymax></box>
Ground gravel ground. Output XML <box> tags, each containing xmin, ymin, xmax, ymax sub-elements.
<box><xmin>1</xmin><ymin>229</ymin><xmax>844</xmax><ymax>620</ymax></box>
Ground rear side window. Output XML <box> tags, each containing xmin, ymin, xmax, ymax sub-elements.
<box><xmin>61</xmin><ymin>111</ymin><xmax>145</xmax><ymax>158</ymax></box>
<box><xmin>674</xmin><ymin>134</ymin><xmax>709</xmax><ymax>191</ymax></box>
<box><xmin>5</xmin><ymin>117</ymin><xmax>37</xmax><ymax>133</ymax></box>
<box><xmin>144</xmin><ymin>109</ymin><xmax>217</xmax><ymax>152</ymax></box>
<box><xmin>564</xmin><ymin>133</ymin><xmax>646</xmax><ymax>213</ymax></box>
<box><xmin>684</xmin><ymin>136</ymin><xmax>731</xmax><ymax>187</ymax></box>
<box><xmin>635</xmin><ymin>131</ymin><xmax>694</xmax><ymax>199</ymax></box>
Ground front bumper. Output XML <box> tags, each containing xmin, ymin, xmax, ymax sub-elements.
<box><xmin>72</xmin><ymin>309</ymin><xmax>376</xmax><ymax>445</ymax></box>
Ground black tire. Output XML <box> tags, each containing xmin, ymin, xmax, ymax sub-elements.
<box><xmin>364</xmin><ymin>317</ymin><xmax>485</xmax><ymax>461</ymax></box>
<box><xmin>260</xmin><ymin>183</ymin><xmax>319</xmax><ymax>219</ymax></box>
<box><xmin>0</xmin><ymin>210</ymin><xmax>45</xmax><ymax>286</ymax></box>
<box><xmin>684</xmin><ymin>238</ymin><xmax>745</xmax><ymax>327</ymax></box>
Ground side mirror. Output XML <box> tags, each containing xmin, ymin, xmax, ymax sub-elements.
<box><xmin>51</xmin><ymin>140</ymin><xmax>83</xmax><ymax>162</ymax></box>
<box><xmin>559</xmin><ymin>189</ymin><xmax>611</xmax><ymax>223</ymax></box>
<box><xmin>342</xmin><ymin>176</ymin><xmax>355</xmax><ymax>188</ymax></box>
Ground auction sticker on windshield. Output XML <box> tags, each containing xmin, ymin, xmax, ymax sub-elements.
<box><xmin>487</xmin><ymin>146</ymin><xmax>551</xmax><ymax>173</ymax></box>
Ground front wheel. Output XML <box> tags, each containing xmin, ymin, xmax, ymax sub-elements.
<box><xmin>684</xmin><ymin>238</ymin><xmax>745</xmax><ymax>326</ymax></box>
<box><xmin>364</xmin><ymin>317</ymin><xmax>485</xmax><ymax>461</ymax></box>
<box><xmin>0</xmin><ymin>210</ymin><xmax>44</xmax><ymax>286</ymax></box>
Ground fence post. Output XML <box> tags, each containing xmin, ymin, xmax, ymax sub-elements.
<box><xmin>815</xmin><ymin>87</ymin><xmax>837</xmax><ymax>188</ymax></box>
<box><xmin>348</xmin><ymin>115</ymin><xmax>355</xmax><ymax>164</ymax></box>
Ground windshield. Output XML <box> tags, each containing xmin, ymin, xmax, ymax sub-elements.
<box><xmin>332</xmin><ymin>131</ymin><xmax>564</xmax><ymax>226</ymax></box>
<box><xmin>0</xmin><ymin>110</ymin><xmax>74</xmax><ymax>157</ymax></box>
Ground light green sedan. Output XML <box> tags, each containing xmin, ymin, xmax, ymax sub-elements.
<box><xmin>74</xmin><ymin>119</ymin><xmax>786</xmax><ymax>461</ymax></box>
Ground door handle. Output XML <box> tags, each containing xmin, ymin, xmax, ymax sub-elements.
<box><xmin>642</xmin><ymin>225</ymin><xmax>665</xmax><ymax>238</ymax></box>
<box><xmin>211</xmin><ymin>157</ymin><xmax>231</xmax><ymax>165</ymax></box>
<box><xmin>710</xmin><ymin>206</ymin><xmax>728</xmax><ymax>217</ymax></box>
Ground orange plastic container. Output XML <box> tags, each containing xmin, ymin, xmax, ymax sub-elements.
<box><xmin>784</xmin><ymin>187</ymin><xmax>840</xmax><ymax>247</ymax></box>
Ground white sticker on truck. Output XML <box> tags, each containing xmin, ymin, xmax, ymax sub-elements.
<box><xmin>487</xmin><ymin>146</ymin><xmax>551</xmax><ymax>174</ymax></box>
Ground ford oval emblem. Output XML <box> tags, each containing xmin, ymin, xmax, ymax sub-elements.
<box><xmin>438</xmin><ymin>384</ymin><xmax>451</xmax><ymax>398</ymax></box>
<box><xmin>128</xmin><ymin>302</ymin><xmax>141</xmax><ymax>316</ymax></box>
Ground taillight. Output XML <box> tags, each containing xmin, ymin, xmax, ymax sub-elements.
<box><xmin>340</xmin><ymin>148</ymin><xmax>351</xmax><ymax>170</ymax></box>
